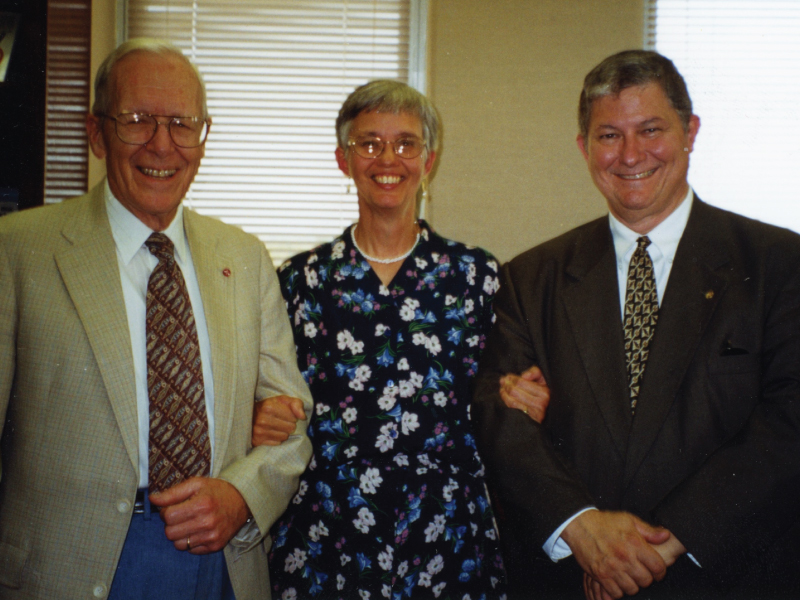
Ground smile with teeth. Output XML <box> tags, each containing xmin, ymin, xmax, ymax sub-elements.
<box><xmin>618</xmin><ymin>169</ymin><xmax>656</xmax><ymax>180</ymax></box>
<box><xmin>140</xmin><ymin>167</ymin><xmax>177</xmax><ymax>178</ymax></box>
<box><xmin>373</xmin><ymin>174</ymin><xmax>403</xmax><ymax>185</ymax></box>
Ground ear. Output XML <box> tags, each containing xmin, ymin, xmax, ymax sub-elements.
<box><xmin>423</xmin><ymin>150</ymin><xmax>437</xmax><ymax>176</ymax></box>
<box><xmin>576</xmin><ymin>133</ymin><xmax>590</xmax><ymax>162</ymax></box>
<box><xmin>685</xmin><ymin>114</ymin><xmax>700</xmax><ymax>152</ymax></box>
<box><xmin>86</xmin><ymin>114</ymin><xmax>107</xmax><ymax>159</ymax></box>
<box><xmin>335</xmin><ymin>146</ymin><xmax>351</xmax><ymax>177</ymax></box>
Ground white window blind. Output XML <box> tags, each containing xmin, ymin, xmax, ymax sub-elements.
<box><xmin>127</xmin><ymin>0</ymin><xmax>423</xmax><ymax>265</ymax></box>
<box><xmin>645</xmin><ymin>1</ymin><xmax>800</xmax><ymax>231</ymax></box>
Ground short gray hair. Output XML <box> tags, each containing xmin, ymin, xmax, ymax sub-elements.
<box><xmin>335</xmin><ymin>80</ymin><xmax>440</xmax><ymax>156</ymax></box>
<box><xmin>578</xmin><ymin>50</ymin><xmax>692</xmax><ymax>138</ymax></box>
<box><xmin>92</xmin><ymin>37</ymin><xmax>208</xmax><ymax>119</ymax></box>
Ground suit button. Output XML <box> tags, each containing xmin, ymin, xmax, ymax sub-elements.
<box><xmin>93</xmin><ymin>583</ymin><xmax>108</xmax><ymax>598</ymax></box>
<box><xmin>117</xmin><ymin>499</ymin><xmax>131</xmax><ymax>513</ymax></box>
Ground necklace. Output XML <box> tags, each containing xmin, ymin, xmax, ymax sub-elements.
<box><xmin>351</xmin><ymin>223</ymin><xmax>420</xmax><ymax>264</ymax></box>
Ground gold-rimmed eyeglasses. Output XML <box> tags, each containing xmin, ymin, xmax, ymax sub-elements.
<box><xmin>347</xmin><ymin>136</ymin><xmax>426</xmax><ymax>160</ymax></box>
<box><xmin>100</xmin><ymin>113</ymin><xmax>210</xmax><ymax>148</ymax></box>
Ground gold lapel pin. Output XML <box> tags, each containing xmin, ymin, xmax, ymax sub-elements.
<box><xmin>705</xmin><ymin>290</ymin><xmax>714</xmax><ymax>300</ymax></box>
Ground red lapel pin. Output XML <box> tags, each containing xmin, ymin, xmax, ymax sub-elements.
<box><xmin>223</xmin><ymin>268</ymin><xmax>231</xmax><ymax>277</ymax></box>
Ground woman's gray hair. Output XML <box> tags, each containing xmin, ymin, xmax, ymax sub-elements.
<box><xmin>335</xmin><ymin>80</ymin><xmax>440</xmax><ymax>155</ymax></box>
<box><xmin>92</xmin><ymin>37</ymin><xmax>208</xmax><ymax>119</ymax></box>
<box><xmin>578</xmin><ymin>50</ymin><xmax>692</xmax><ymax>138</ymax></box>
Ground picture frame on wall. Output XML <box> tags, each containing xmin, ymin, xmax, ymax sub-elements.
<box><xmin>0</xmin><ymin>12</ymin><xmax>21</xmax><ymax>82</ymax></box>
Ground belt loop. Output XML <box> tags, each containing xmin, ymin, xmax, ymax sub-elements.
<box><xmin>143</xmin><ymin>489</ymin><xmax>153</xmax><ymax>521</ymax></box>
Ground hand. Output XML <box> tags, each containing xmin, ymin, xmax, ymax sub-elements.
<box><xmin>562</xmin><ymin>510</ymin><xmax>670</xmax><ymax>599</ymax></box>
<box><xmin>499</xmin><ymin>365</ymin><xmax>550</xmax><ymax>423</ymax></box>
<box><xmin>149</xmin><ymin>477</ymin><xmax>251</xmax><ymax>554</ymax></box>
<box><xmin>582</xmin><ymin>532</ymin><xmax>686</xmax><ymax>599</ymax></box>
<box><xmin>252</xmin><ymin>395</ymin><xmax>307</xmax><ymax>446</ymax></box>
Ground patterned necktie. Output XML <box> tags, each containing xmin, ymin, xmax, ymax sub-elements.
<box><xmin>145</xmin><ymin>233</ymin><xmax>211</xmax><ymax>492</ymax></box>
<box><xmin>623</xmin><ymin>236</ymin><xmax>659</xmax><ymax>413</ymax></box>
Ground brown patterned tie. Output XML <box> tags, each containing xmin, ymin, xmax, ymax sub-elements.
<box><xmin>145</xmin><ymin>233</ymin><xmax>211</xmax><ymax>493</ymax></box>
<box><xmin>623</xmin><ymin>236</ymin><xmax>659</xmax><ymax>413</ymax></box>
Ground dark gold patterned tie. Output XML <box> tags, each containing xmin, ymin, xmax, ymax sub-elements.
<box><xmin>623</xmin><ymin>236</ymin><xmax>659</xmax><ymax>413</ymax></box>
<box><xmin>145</xmin><ymin>233</ymin><xmax>211</xmax><ymax>492</ymax></box>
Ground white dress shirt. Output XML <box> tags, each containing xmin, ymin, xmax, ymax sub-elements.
<box><xmin>104</xmin><ymin>181</ymin><xmax>217</xmax><ymax>489</ymax></box>
<box><xmin>543</xmin><ymin>186</ymin><xmax>694</xmax><ymax>561</ymax></box>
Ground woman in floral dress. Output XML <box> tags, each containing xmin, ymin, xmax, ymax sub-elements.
<box><xmin>254</xmin><ymin>80</ymin><xmax>541</xmax><ymax>600</ymax></box>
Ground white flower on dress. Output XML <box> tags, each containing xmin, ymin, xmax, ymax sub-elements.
<box><xmin>359</xmin><ymin>591</ymin><xmax>371</xmax><ymax>599</ymax></box>
<box><xmin>304</xmin><ymin>322</ymin><xmax>317</xmax><ymax>338</ymax></box>
<box><xmin>409</xmin><ymin>371</ymin><xmax>424</xmax><ymax>388</ymax></box>
<box><xmin>350</xmin><ymin>340</ymin><xmax>365</xmax><ymax>355</ymax></box>
<box><xmin>433</xmin><ymin>391</ymin><xmax>448</xmax><ymax>407</ymax></box>
<box><xmin>341</xmin><ymin>553</ymin><xmax>352</xmax><ymax>566</ymax></box>
<box><xmin>337</xmin><ymin>330</ymin><xmax>354</xmax><ymax>350</ymax></box>
<box><xmin>471</xmin><ymin>522</ymin><xmax>479</xmax><ymax>536</ymax></box>
<box><xmin>381</xmin><ymin>584</ymin><xmax>392</xmax><ymax>598</ymax></box>
<box><xmin>359</xmin><ymin>467</ymin><xmax>383</xmax><ymax>494</ymax></box>
<box><xmin>445</xmin><ymin>295</ymin><xmax>457</xmax><ymax>306</ymax></box>
<box><xmin>378</xmin><ymin>394</ymin><xmax>396</xmax><ymax>411</ymax></box>
<box><xmin>424</xmin><ymin>514</ymin><xmax>446</xmax><ymax>542</ymax></box>
<box><xmin>485</xmin><ymin>528</ymin><xmax>497</xmax><ymax>540</ymax></box>
<box><xmin>397</xmin><ymin>358</ymin><xmax>409</xmax><ymax>371</ymax></box>
<box><xmin>425</xmin><ymin>335</ymin><xmax>442</xmax><ymax>356</ymax></box>
<box><xmin>378</xmin><ymin>545</ymin><xmax>394</xmax><ymax>571</ymax></box>
<box><xmin>467</xmin><ymin>335</ymin><xmax>480</xmax><ymax>348</ymax></box>
<box><xmin>467</xmin><ymin>501</ymin><xmax>476</xmax><ymax>514</ymax></box>
<box><xmin>337</xmin><ymin>574</ymin><xmax>346</xmax><ymax>591</ymax></box>
<box><xmin>353</xmin><ymin>507</ymin><xmax>376</xmax><ymax>533</ymax></box>
<box><xmin>415</xmin><ymin>257</ymin><xmax>428</xmax><ymax>269</ymax></box>
<box><xmin>427</xmin><ymin>555</ymin><xmax>445</xmax><ymax>575</ymax></box>
<box><xmin>308</xmin><ymin>253</ymin><xmax>318</xmax><ymax>264</ymax></box>
<box><xmin>401</xmin><ymin>411</ymin><xmax>420</xmax><ymax>435</ymax></box>
<box><xmin>343</xmin><ymin>407</ymin><xmax>358</xmax><ymax>423</ymax></box>
<box><xmin>432</xmin><ymin>582</ymin><xmax>447</xmax><ymax>598</ymax></box>
<box><xmin>331</xmin><ymin>240</ymin><xmax>346</xmax><ymax>259</ymax></box>
<box><xmin>466</xmin><ymin>263</ymin><xmax>477</xmax><ymax>285</ymax></box>
<box><xmin>375</xmin><ymin>323</ymin><xmax>390</xmax><ymax>336</ymax></box>
<box><xmin>308</xmin><ymin>521</ymin><xmax>329</xmax><ymax>542</ymax></box>
<box><xmin>375</xmin><ymin>422</ymin><xmax>398</xmax><ymax>452</ymax></box>
<box><xmin>393</xmin><ymin>453</ymin><xmax>409</xmax><ymax>467</ymax></box>
<box><xmin>397</xmin><ymin>560</ymin><xmax>409</xmax><ymax>577</ymax></box>
<box><xmin>464</xmin><ymin>298</ymin><xmax>474</xmax><ymax>314</ymax></box>
<box><xmin>304</xmin><ymin>266</ymin><xmax>318</xmax><ymax>288</ymax></box>
<box><xmin>400</xmin><ymin>298</ymin><xmax>420</xmax><ymax>321</ymax></box>
<box><xmin>442</xmin><ymin>478</ymin><xmax>459</xmax><ymax>502</ymax></box>
<box><xmin>487</xmin><ymin>259</ymin><xmax>499</xmax><ymax>272</ymax></box>
<box><xmin>412</xmin><ymin>332</ymin><xmax>427</xmax><ymax>347</ymax></box>
<box><xmin>399</xmin><ymin>380</ymin><xmax>416</xmax><ymax>398</ymax></box>
<box><xmin>284</xmin><ymin>548</ymin><xmax>307</xmax><ymax>573</ymax></box>
<box><xmin>379</xmin><ymin>284</ymin><xmax>390</xmax><ymax>296</ymax></box>
<box><xmin>418</xmin><ymin>572</ymin><xmax>433</xmax><ymax>587</ymax></box>
<box><xmin>344</xmin><ymin>446</ymin><xmax>359</xmax><ymax>458</ymax></box>
<box><xmin>483</xmin><ymin>274</ymin><xmax>500</xmax><ymax>295</ymax></box>
<box><xmin>281</xmin><ymin>589</ymin><xmax>297</xmax><ymax>600</ymax></box>
<box><xmin>316</xmin><ymin>403</ymin><xmax>330</xmax><ymax>416</ymax></box>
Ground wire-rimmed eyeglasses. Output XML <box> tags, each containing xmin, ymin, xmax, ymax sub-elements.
<box><xmin>100</xmin><ymin>113</ymin><xmax>210</xmax><ymax>148</ymax></box>
<box><xmin>347</xmin><ymin>136</ymin><xmax>426</xmax><ymax>160</ymax></box>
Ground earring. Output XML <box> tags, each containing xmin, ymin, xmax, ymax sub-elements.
<box><xmin>684</xmin><ymin>147</ymin><xmax>689</xmax><ymax>152</ymax></box>
<box><xmin>421</xmin><ymin>179</ymin><xmax>429</xmax><ymax>203</ymax></box>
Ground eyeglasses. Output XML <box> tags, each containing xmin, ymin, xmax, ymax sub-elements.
<box><xmin>347</xmin><ymin>136</ymin><xmax>426</xmax><ymax>160</ymax></box>
<box><xmin>100</xmin><ymin>113</ymin><xmax>210</xmax><ymax>148</ymax></box>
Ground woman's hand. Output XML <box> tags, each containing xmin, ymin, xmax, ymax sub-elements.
<box><xmin>499</xmin><ymin>365</ymin><xmax>550</xmax><ymax>423</ymax></box>
<box><xmin>252</xmin><ymin>395</ymin><xmax>307</xmax><ymax>446</ymax></box>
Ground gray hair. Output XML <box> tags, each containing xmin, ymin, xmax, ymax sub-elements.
<box><xmin>578</xmin><ymin>50</ymin><xmax>692</xmax><ymax>138</ymax></box>
<box><xmin>335</xmin><ymin>80</ymin><xmax>440</xmax><ymax>156</ymax></box>
<box><xmin>92</xmin><ymin>37</ymin><xmax>208</xmax><ymax>119</ymax></box>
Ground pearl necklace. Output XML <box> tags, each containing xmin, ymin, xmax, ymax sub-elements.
<box><xmin>351</xmin><ymin>223</ymin><xmax>420</xmax><ymax>264</ymax></box>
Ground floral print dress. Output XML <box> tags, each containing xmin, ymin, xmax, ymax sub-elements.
<box><xmin>269</xmin><ymin>221</ymin><xmax>506</xmax><ymax>600</ymax></box>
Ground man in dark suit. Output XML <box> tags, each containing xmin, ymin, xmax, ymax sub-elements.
<box><xmin>474</xmin><ymin>50</ymin><xmax>800</xmax><ymax>600</ymax></box>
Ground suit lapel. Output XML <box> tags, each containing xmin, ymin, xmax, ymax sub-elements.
<box><xmin>55</xmin><ymin>185</ymin><xmax>139</xmax><ymax>471</ymax></box>
<box><xmin>185</xmin><ymin>210</ymin><xmax>237</xmax><ymax>473</ymax></box>
<box><xmin>562</xmin><ymin>218</ymin><xmax>632</xmax><ymax>458</ymax></box>
<box><xmin>623</xmin><ymin>200</ymin><xmax>730</xmax><ymax>486</ymax></box>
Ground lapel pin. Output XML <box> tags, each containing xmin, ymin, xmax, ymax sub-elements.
<box><xmin>223</xmin><ymin>268</ymin><xmax>231</xmax><ymax>278</ymax></box>
<box><xmin>705</xmin><ymin>290</ymin><xmax>714</xmax><ymax>300</ymax></box>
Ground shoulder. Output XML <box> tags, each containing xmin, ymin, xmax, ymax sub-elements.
<box><xmin>421</xmin><ymin>222</ymin><xmax>500</xmax><ymax>273</ymax></box>
<box><xmin>184</xmin><ymin>208</ymin><xmax>263</xmax><ymax>250</ymax></box>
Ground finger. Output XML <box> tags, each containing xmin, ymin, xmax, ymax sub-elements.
<box><xmin>520</xmin><ymin>365</ymin><xmax>546</xmax><ymax>384</ymax></box>
<box><xmin>149</xmin><ymin>477</ymin><xmax>201</xmax><ymax>508</ymax></box>
<box><xmin>633</xmin><ymin>517</ymin><xmax>671</xmax><ymax>546</ymax></box>
<box><xmin>594</xmin><ymin>576</ymin><xmax>622</xmax><ymax>600</ymax></box>
<box><xmin>284</xmin><ymin>396</ymin><xmax>307</xmax><ymax>420</ymax></box>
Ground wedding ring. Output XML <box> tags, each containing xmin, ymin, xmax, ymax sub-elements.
<box><xmin>523</xmin><ymin>407</ymin><xmax>529</xmax><ymax>415</ymax></box>
<box><xmin>186</xmin><ymin>538</ymin><xmax>192</xmax><ymax>550</ymax></box>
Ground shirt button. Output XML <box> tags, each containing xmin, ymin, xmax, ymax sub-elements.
<box><xmin>93</xmin><ymin>583</ymin><xmax>108</xmax><ymax>598</ymax></box>
<box><xmin>117</xmin><ymin>499</ymin><xmax>131</xmax><ymax>513</ymax></box>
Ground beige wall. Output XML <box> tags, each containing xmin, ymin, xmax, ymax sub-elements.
<box><xmin>88</xmin><ymin>0</ymin><xmax>117</xmax><ymax>187</ymax></box>
<box><xmin>427</xmin><ymin>0</ymin><xmax>644</xmax><ymax>262</ymax></box>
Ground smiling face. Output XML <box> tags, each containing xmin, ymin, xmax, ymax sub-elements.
<box><xmin>577</xmin><ymin>82</ymin><xmax>699</xmax><ymax>234</ymax></box>
<box><xmin>336</xmin><ymin>110</ymin><xmax>436</xmax><ymax>221</ymax></box>
<box><xmin>86</xmin><ymin>51</ymin><xmax>206</xmax><ymax>231</ymax></box>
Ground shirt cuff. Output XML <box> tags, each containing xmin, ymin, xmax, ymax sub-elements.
<box><xmin>542</xmin><ymin>506</ymin><xmax>598</xmax><ymax>562</ymax></box>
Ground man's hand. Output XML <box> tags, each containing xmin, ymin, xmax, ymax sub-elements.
<box><xmin>149</xmin><ymin>477</ymin><xmax>251</xmax><ymax>554</ymax></box>
<box><xmin>499</xmin><ymin>365</ymin><xmax>550</xmax><ymax>423</ymax></box>
<box><xmin>252</xmin><ymin>395</ymin><xmax>307</xmax><ymax>446</ymax></box>
<box><xmin>562</xmin><ymin>510</ymin><xmax>670</xmax><ymax>599</ymax></box>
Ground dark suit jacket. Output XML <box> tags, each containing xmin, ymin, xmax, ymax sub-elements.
<box><xmin>473</xmin><ymin>198</ymin><xmax>800</xmax><ymax>599</ymax></box>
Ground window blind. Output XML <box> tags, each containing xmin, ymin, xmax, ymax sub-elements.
<box><xmin>44</xmin><ymin>0</ymin><xmax>91</xmax><ymax>204</ymax></box>
<box><xmin>645</xmin><ymin>1</ymin><xmax>800</xmax><ymax>231</ymax></box>
<box><xmin>127</xmin><ymin>0</ymin><xmax>419</xmax><ymax>265</ymax></box>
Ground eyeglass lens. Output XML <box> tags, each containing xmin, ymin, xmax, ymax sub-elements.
<box><xmin>113</xmin><ymin>114</ymin><xmax>209</xmax><ymax>148</ymax></box>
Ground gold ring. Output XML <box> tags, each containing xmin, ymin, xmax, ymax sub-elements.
<box><xmin>523</xmin><ymin>407</ymin><xmax>529</xmax><ymax>415</ymax></box>
<box><xmin>186</xmin><ymin>538</ymin><xmax>192</xmax><ymax>551</ymax></box>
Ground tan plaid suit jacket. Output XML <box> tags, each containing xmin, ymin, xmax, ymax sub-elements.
<box><xmin>0</xmin><ymin>183</ymin><xmax>313</xmax><ymax>599</ymax></box>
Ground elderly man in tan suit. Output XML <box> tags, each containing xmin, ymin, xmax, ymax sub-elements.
<box><xmin>0</xmin><ymin>39</ymin><xmax>312</xmax><ymax>599</ymax></box>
